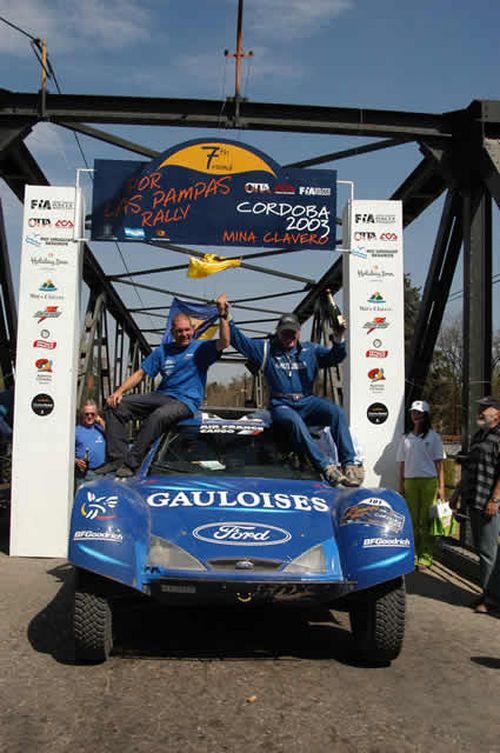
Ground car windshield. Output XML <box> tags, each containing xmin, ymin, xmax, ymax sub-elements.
<box><xmin>148</xmin><ymin>425</ymin><xmax>320</xmax><ymax>480</ymax></box>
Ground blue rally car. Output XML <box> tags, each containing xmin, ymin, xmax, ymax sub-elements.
<box><xmin>69</xmin><ymin>408</ymin><xmax>414</xmax><ymax>664</ymax></box>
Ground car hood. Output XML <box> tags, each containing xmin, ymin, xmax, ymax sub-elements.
<box><xmin>132</xmin><ymin>474</ymin><xmax>338</xmax><ymax>563</ymax></box>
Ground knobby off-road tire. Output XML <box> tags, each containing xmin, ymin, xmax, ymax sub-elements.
<box><xmin>73</xmin><ymin>588</ymin><xmax>113</xmax><ymax>664</ymax></box>
<box><xmin>349</xmin><ymin>576</ymin><xmax>406</xmax><ymax>664</ymax></box>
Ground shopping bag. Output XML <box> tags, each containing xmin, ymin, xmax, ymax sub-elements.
<box><xmin>429</xmin><ymin>500</ymin><xmax>458</xmax><ymax>537</ymax></box>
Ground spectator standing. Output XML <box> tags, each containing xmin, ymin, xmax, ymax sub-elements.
<box><xmin>457</xmin><ymin>395</ymin><xmax>500</xmax><ymax>613</ymax></box>
<box><xmin>397</xmin><ymin>400</ymin><xmax>445</xmax><ymax>571</ymax></box>
<box><xmin>75</xmin><ymin>400</ymin><xmax>106</xmax><ymax>479</ymax></box>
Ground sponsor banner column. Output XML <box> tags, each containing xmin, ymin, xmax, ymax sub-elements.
<box><xmin>10</xmin><ymin>186</ymin><xmax>83</xmax><ymax>557</ymax></box>
<box><xmin>342</xmin><ymin>201</ymin><xmax>404</xmax><ymax>488</ymax></box>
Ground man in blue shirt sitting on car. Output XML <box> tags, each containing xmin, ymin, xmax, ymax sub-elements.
<box><xmin>100</xmin><ymin>303</ymin><xmax>230</xmax><ymax>478</ymax></box>
<box><xmin>218</xmin><ymin>293</ymin><xmax>363</xmax><ymax>487</ymax></box>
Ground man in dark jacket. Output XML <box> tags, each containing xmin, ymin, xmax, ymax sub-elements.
<box><xmin>218</xmin><ymin>294</ymin><xmax>363</xmax><ymax>487</ymax></box>
<box><xmin>458</xmin><ymin>395</ymin><xmax>500</xmax><ymax>613</ymax></box>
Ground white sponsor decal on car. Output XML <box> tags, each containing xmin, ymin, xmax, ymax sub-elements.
<box><xmin>193</xmin><ymin>522</ymin><xmax>292</xmax><ymax>546</ymax></box>
<box><xmin>146</xmin><ymin>489</ymin><xmax>329</xmax><ymax>513</ymax></box>
<box><xmin>362</xmin><ymin>537</ymin><xmax>410</xmax><ymax>548</ymax></box>
<box><xmin>73</xmin><ymin>530</ymin><xmax>123</xmax><ymax>543</ymax></box>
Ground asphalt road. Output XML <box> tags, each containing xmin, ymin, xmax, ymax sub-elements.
<box><xmin>1</xmin><ymin>518</ymin><xmax>499</xmax><ymax>753</ymax></box>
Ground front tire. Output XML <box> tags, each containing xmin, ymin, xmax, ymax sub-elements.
<box><xmin>349</xmin><ymin>577</ymin><xmax>406</xmax><ymax>663</ymax></box>
<box><xmin>73</xmin><ymin>582</ymin><xmax>113</xmax><ymax>664</ymax></box>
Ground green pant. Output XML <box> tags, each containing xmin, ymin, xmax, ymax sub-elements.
<box><xmin>404</xmin><ymin>477</ymin><xmax>438</xmax><ymax>566</ymax></box>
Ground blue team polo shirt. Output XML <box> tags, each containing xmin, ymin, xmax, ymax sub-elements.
<box><xmin>75</xmin><ymin>423</ymin><xmax>106</xmax><ymax>469</ymax></box>
<box><xmin>141</xmin><ymin>339</ymin><xmax>219</xmax><ymax>414</ymax></box>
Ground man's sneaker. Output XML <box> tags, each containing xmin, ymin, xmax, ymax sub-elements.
<box><xmin>94</xmin><ymin>460</ymin><xmax>121</xmax><ymax>475</ymax></box>
<box><xmin>342</xmin><ymin>464</ymin><xmax>364</xmax><ymax>487</ymax></box>
<box><xmin>323</xmin><ymin>464</ymin><xmax>345</xmax><ymax>486</ymax></box>
<box><xmin>116</xmin><ymin>464</ymin><xmax>135</xmax><ymax>478</ymax></box>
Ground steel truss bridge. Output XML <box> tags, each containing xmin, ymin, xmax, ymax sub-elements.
<box><xmin>0</xmin><ymin>90</ymin><xmax>499</xmax><ymax>443</ymax></box>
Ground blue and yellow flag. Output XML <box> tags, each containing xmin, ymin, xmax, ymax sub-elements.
<box><xmin>187</xmin><ymin>253</ymin><xmax>241</xmax><ymax>279</ymax></box>
<box><xmin>163</xmin><ymin>297</ymin><xmax>219</xmax><ymax>344</ymax></box>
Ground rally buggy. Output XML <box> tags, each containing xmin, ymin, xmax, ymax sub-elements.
<box><xmin>69</xmin><ymin>408</ymin><xmax>413</xmax><ymax>664</ymax></box>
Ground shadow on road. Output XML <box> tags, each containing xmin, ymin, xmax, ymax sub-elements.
<box><xmin>111</xmin><ymin>602</ymin><xmax>360</xmax><ymax>664</ymax></box>
<box><xmin>405</xmin><ymin>570</ymin><xmax>476</xmax><ymax>608</ymax></box>
<box><xmin>27</xmin><ymin>570</ymin><xmax>376</xmax><ymax>667</ymax></box>
<box><xmin>27</xmin><ymin>564</ymin><xmax>75</xmax><ymax>664</ymax></box>
<box><xmin>0</xmin><ymin>505</ymin><xmax>10</xmax><ymax>555</ymax></box>
<box><xmin>470</xmin><ymin>656</ymin><xmax>500</xmax><ymax>669</ymax></box>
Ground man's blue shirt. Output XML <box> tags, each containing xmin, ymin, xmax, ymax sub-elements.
<box><xmin>229</xmin><ymin>321</ymin><xmax>346</xmax><ymax>403</ymax></box>
<box><xmin>75</xmin><ymin>424</ymin><xmax>106</xmax><ymax>469</ymax></box>
<box><xmin>141</xmin><ymin>339</ymin><xmax>219</xmax><ymax>414</ymax></box>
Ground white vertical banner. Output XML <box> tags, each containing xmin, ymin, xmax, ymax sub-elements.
<box><xmin>10</xmin><ymin>186</ymin><xmax>83</xmax><ymax>557</ymax></box>
<box><xmin>342</xmin><ymin>200</ymin><xmax>405</xmax><ymax>489</ymax></box>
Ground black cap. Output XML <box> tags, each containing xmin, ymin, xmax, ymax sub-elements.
<box><xmin>478</xmin><ymin>395</ymin><xmax>500</xmax><ymax>410</ymax></box>
<box><xmin>276</xmin><ymin>313</ymin><xmax>300</xmax><ymax>334</ymax></box>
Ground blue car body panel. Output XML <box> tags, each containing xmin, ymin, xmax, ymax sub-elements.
<box><xmin>69</xmin><ymin>411</ymin><xmax>414</xmax><ymax>602</ymax></box>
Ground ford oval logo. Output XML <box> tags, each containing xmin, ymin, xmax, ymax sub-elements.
<box><xmin>192</xmin><ymin>521</ymin><xmax>292</xmax><ymax>546</ymax></box>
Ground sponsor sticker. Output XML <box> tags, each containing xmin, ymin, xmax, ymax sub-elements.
<box><xmin>34</xmin><ymin>306</ymin><xmax>62</xmax><ymax>323</ymax></box>
<box><xmin>30</xmin><ymin>198</ymin><xmax>74</xmax><ymax>210</ymax></box>
<box><xmin>73</xmin><ymin>530</ymin><xmax>123</xmax><ymax>543</ymax></box>
<box><xmin>357</xmin><ymin>266</ymin><xmax>395</xmax><ymax>279</ymax></box>
<box><xmin>362</xmin><ymin>537</ymin><xmax>410</xmax><ymax>549</ymax></box>
<box><xmin>80</xmin><ymin>491</ymin><xmax>118</xmax><ymax>520</ymax></box>
<box><xmin>368</xmin><ymin>292</ymin><xmax>385</xmax><ymax>304</ymax></box>
<box><xmin>193</xmin><ymin>521</ymin><xmax>292</xmax><ymax>546</ymax></box>
<box><xmin>367</xmin><ymin>402</ymin><xmax>389</xmax><ymax>425</ymax></box>
<box><xmin>30</xmin><ymin>254</ymin><xmax>69</xmax><ymax>268</ymax></box>
<box><xmin>366</xmin><ymin>349</ymin><xmax>388</xmax><ymax>358</ymax></box>
<box><xmin>33</xmin><ymin>339</ymin><xmax>57</xmax><ymax>350</ymax></box>
<box><xmin>35</xmin><ymin>358</ymin><xmax>53</xmax><ymax>382</ymax></box>
<box><xmin>341</xmin><ymin>497</ymin><xmax>405</xmax><ymax>533</ymax></box>
<box><xmin>363</xmin><ymin>317</ymin><xmax>389</xmax><ymax>334</ymax></box>
<box><xmin>146</xmin><ymin>489</ymin><xmax>329</xmax><ymax>513</ymax></box>
<box><xmin>368</xmin><ymin>367</ymin><xmax>385</xmax><ymax>382</ymax></box>
<box><xmin>31</xmin><ymin>393</ymin><xmax>54</xmax><ymax>416</ymax></box>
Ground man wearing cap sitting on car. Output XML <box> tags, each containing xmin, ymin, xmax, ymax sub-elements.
<box><xmin>455</xmin><ymin>395</ymin><xmax>500</xmax><ymax>613</ymax></box>
<box><xmin>217</xmin><ymin>293</ymin><xmax>363</xmax><ymax>487</ymax></box>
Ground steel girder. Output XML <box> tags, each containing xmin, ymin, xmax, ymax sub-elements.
<box><xmin>0</xmin><ymin>201</ymin><xmax>17</xmax><ymax>388</ymax></box>
<box><xmin>0</xmin><ymin>91</ymin><xmax>499</xmax><ymax>434</ymax></box>
<box><xmin>0</xmin><ymin>89</ymin><xmax>455</xmax><ymax>139</ymax></box>
<box><xmin>404</xmin><ymin>191</ymin><xmax>463</xmax><ymax>405</ymax></box>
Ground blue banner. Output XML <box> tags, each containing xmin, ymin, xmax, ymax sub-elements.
<box><xmin>163</xmin><ymin>298</ymin><xmax>219</xmax><ymax>344</ymax></box>
<box><xmin>91</xmin><ymin>138</ymin><xmax>337</xmax><ymax>251</ymax></box>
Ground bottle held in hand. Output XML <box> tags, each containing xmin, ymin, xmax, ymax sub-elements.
<box><xmin>325</xmin><ymin>290</ymin><xmax>345</xmax><ymax>337</ymax></box>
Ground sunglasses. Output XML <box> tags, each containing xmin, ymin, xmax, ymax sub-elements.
<box><xmin>84</xmin><ymin>412</ymin><xmax>96</xmax><ymax>417</ymax></box>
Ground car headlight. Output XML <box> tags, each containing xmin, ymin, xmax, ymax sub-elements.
<box><xmin>148</xmin><ymin>535</ymin><xmax>206</xmax><ymax>571</ymax></box>
<box><xmin>282</xmin><ymin>543</ymin><xmax>327</xmax><ymax>574</ymax></box>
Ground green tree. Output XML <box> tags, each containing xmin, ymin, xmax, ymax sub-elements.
<box><xmin>403</xmin><ymin>273</ymin><xmax>422</xmax><ymax>355</ymax></box>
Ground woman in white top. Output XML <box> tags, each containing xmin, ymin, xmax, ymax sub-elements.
<box><xmin>397</xmin><ymin>400</ymin><xmax>446</xmax><ymax>570</ymax></box>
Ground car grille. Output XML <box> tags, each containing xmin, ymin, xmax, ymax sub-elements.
<box><xmin>207</xmin><ymin>557</ymin><xmax>282</xmax><ymax>572</ymax></box>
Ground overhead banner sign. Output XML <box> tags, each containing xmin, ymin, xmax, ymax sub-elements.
<box><xmin>91</xmin><ymin>138</ymin><xmax>337</xmax><ymax>250</ymax></box>
<box><xmin>342</xmin><ymin>200</ymin><xmax>404</xmax><ymax>489</ymax></box>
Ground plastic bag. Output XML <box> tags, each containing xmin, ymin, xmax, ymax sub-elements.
<box><xmin>429</xmin><ymin>500</ymin><xmax>458</xmax><ymax>537</ymax></box>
